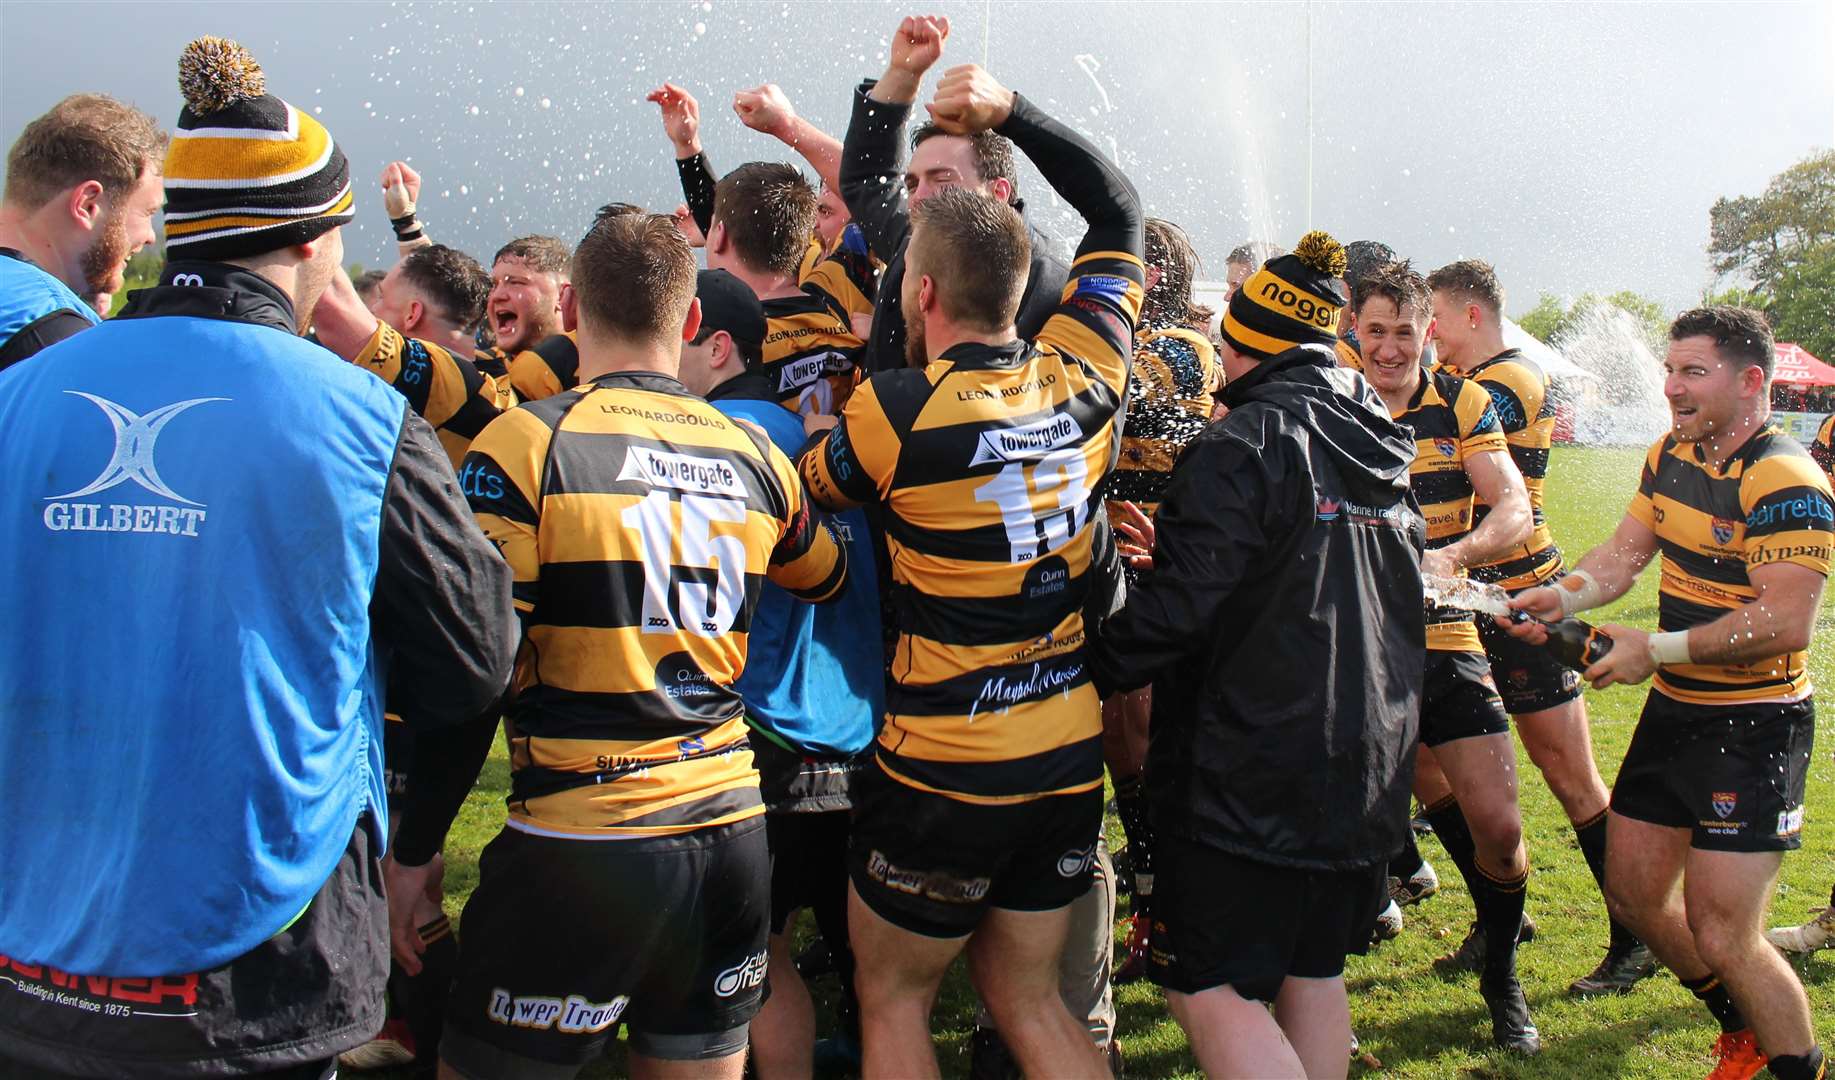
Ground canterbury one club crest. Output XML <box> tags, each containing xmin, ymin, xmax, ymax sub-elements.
<box><xmin>42</xmin><ymin>391</ymin><xmax>227</xmax><ymax>537</ymax></box>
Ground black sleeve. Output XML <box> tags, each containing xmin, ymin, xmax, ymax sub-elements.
<box><xmin>390</xmin><ymin>706</ymin><xmax>500</xmax><ymax>866</ymax></box>
<box><xmin>838</xmin><ymin>79</ymin><xmax>913</xmax><ymax>262</ymax></box>
<box><xmin>996</xmin><ymin>93</ymin><xmax>1143</xmax><ymax>264</ymax></box>
<box><xmin>371</xmin><ymin>408</ymin><xmax>517</xmax><ymax>727</ymax></box>
<box><xmin>675</xmin><ymin>152</ymin><xmax>718</xmax><ymax>237</ymax></box>
<box><xmin>1089</xmin><ymin>433</ymin><xmax>1269</xmax><ymax>698</ymax></box>
<box><xmin>0</xmin><ymin>309</ymin><xmax>93</xmax><ymax>371</ymax></box>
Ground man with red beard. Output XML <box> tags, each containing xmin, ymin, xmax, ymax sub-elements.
<box><xmin>0</xmin><ymin>94</ymin><xmax>165</xmax><ymax>367</ymax></box>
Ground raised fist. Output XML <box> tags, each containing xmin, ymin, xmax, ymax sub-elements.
<box><xmin>925</xmin><ymin>64</ymin><xmax>1014</xmax><ymax>136</ymax></box>
<box><xmin>380</xmin><ymin>161</ymin><xmax>421</xmax><ymax>218</ymax></box>
<box><xmin>733</xmin><ymin>83</ymin><xmax>796</xmax><ymax>141</ymax></box>
<box><xmin>645</xmin><ymin>83</ymin><xmax>702</xmax><ymax>155</ymax></box>
<box><xmin>890</xmin><ymin>15</ymin><xmax>949</xmax><ymax>77</ymax></box>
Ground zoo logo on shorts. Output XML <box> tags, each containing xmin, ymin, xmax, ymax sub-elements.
<box><xmin>714</xmin><ymin>951</ymin><xmax>768</xmax><ymax>998</ymax></box>
<box><xmin>1057</xmin><ymin>843</ymin><xmax>1097</xmax><ymax>879</ymax></box>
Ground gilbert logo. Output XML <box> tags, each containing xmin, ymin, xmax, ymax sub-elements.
<box><xmin>42</xmin><ymin>392</ymin><xmax>226</xmax><ymax>537</ymax></box>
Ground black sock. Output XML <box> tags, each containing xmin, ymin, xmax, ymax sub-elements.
<box><xmin>1390</xmin><ymin>831</ymin><xmax>1425</xmax><ymax>880</ymax></box>
<box><xmin>1424</xmin><ymin>796</ymin><xmax>1481</xmax><ymax>902</ymax></box>
<box><xmin>1574</xmin><ymin>809</ymin><xmax>1640</xmax><ymax>951</ymax></box>
<box><xmin>393</xmin><ymin>915</ymin><xmax>458</xmax><ymax>1071</ymax></box>
<box><xmin>1770</xmin><ymin>1047</ymin><xmax>1827</xmax><ymax>1080</ymax></box>
<box><xmin>1114</xmin><ymin>773</ymin><xmax>1155</xmax><ymax>916</ymax></box>
<box><xmin>1475</xmin><ymin>862</ymin><xmax>1529</xmax><ymax>981</ymax></box>
<box><xmin>1678</xmin><ymin>972</ymin><xmax>1748</xmax><ymax>1035</ymax></box>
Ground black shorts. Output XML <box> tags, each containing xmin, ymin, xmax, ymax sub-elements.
<box><xmin>1420</xmin><ymin>649</ymin><xmax>1513</xmax><ymax>747</ymax></box>
<box><xmin>442</xmin><ymin>819</ymin><xmax>770</xmax><ymax>1074</ymax></box>
<box><xmin>847</xmin><ymin>759</ymin><xmax>1103</xmax><ymax>939</ymax></box>
<box><xmin>1148</xmin><ymin>836</ymin><xmax>1386</xmax><ymax>1002</ymax></box>
<box><xmin>766</xmin><ymin>807</ymin><xmax>851</xmax><ymax>935</ymax></box>
<box><xmin>1477</xmin><ymin>601</ymin><xmax>1582</xmax><ymax>714</ymax></box>
<box><xmin>1612</xmin><ymin>692</ymin><xmax>1814</xmax><ymax>852</ymax></box>
<box><xmin>0</xmin><ymin>824</ymin><xmax>385</xmax><ymax>1078</ymax></box>
<box><xmin>750</xmin><ymin>735</ymin><xmax>857</xmax><ymax>815</ymax></box>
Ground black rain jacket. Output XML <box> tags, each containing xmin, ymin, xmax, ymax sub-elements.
<box><xmin>1090</xmin><ymin>344</ymin><xmax>1425</xmax><ymax>870</ymax></box>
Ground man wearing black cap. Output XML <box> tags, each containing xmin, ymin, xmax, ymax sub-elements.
<box><xmin>680</xmin><ymin>269</ymin><xmax>883</xmax><ymax>1079</ymax></box>
<box><xmin>1091</xmin><ymin>231</ymin><xmax>1424</xmax><ymax>1079</ymax></box>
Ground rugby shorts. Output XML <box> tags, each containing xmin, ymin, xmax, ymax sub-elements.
<box><xmin>1477</xmin><ymin>597</ymin><xmax>1583</xmax><ymax>714</ymax></box>
<box><xmin>1612</xmin><ymin>692</ymin><xmax>1814</xmax><ymax>852</ymax></box>
<box><xmin>1420</xmin><ymin>648</ymin><xmax>1513</xmax><ymax>747</ymax></box>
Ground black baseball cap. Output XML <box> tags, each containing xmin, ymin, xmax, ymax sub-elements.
<box><xmin>694</xmin><ymin>269</ymin><xmax>766</xmax><ymax>362</ymax></box>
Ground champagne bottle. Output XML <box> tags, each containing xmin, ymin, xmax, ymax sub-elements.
<box><xmin>1541</xmin><ymin>617</ymin><xmax>1614</xmax><ymax>671</ymax></box>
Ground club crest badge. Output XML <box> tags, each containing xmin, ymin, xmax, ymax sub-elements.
<box><xmin>1711</xmin><ymin>517</ymin><xmax>1737</xmax><ymax>546</ymax></box>
<box><xmin>1711</xmin><ymin>791</ymin><xmax>1738</xmax><ymax>819</ymax></box>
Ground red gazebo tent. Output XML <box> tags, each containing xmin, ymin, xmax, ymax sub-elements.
<box><xmin>1774</xmin><ymin>343</ymin><xmax>1835</xmax><ymax>386</ymax></box>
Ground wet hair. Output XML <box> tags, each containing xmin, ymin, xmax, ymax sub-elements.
<box><xmin>492</xmin><ymin>234</ymin><xmax>571</xmax><ymax>276</ymax></box>
<box><xmin>1351</xmin><ymin>260</ymin><xmax>1431</xmax><ymax>323</ymax></box>
<box><xmin>1426</xmin><ymin>259</ymin><xmax>1505</xmax><ymax>318</ymax></box>
<box><xmin>1225</xmin><ymin>240</ymin><xmax>1285</xmax><ymax>269</ymax></box>
<box><xmin>1343</xmin><ymin>240</ymin><xmax>1398</xmax><ymax>289</ymax></box>
<box><xmin>712</xmin><ymin>162</ymin><xmax>817</xmax><ymax>277</ymax></box>
<box><xmin>570</xmin><ymin>211</ymin><xmax>696</xmax><ymax>345</ymax></box>
<box><xmin>911</xmin><ymin>124</ymin><xmax>1020</xmax><ymax>206</ymax></box>
<box><xmin>5</xmin><ymin>93</ymin><xmax>167</xmax><ymax>210</ymax></box>
<box><xmin>399</xmin><ymin>243</ymin><xmax>491</xmax><ymax>332</ymax></box>
<box><xmin>1143</xmin><ymin>218</ymin><xmax>1205</xmax><ymax>327</ymax></box>
<box><xmin>909</xmin><ymin>187</ymin><xmax>1030</xmax><ymax>331</ymax></box>
<box><xmin>1669</xmin><ymin>306</ymin><xmax>1775</xmax><ymax>378</ymax></box>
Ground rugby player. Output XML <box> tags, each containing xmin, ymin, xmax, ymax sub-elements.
<box><xmin>1222</xmin><ymin>240</ymin><xmax>1282</xmax><ymax>301</ymax></box>
<box><xmin>1354</xmin><ymin>260</ymin><xmax>1540</xmax><ymax>1053</ymax></box>
<box><xmin>838</xmin><ymin>13</ymin><xmax>1070</xmax><ymax>374</ymax></box>
<box><xmin>676</xmin><ymin>268</ymin><xmax>882</xmax><ymax>1078</ymax></box>
<box><xmin>0</xmin><ymin>93</ymin><xmax>164</xmax><ymax>366</ymax></box>
<box><xmin>0</xmin><ymin>37</ymin><xmax>516</xmax><ymax>1077</ymax></box>
<box><xmin>388</xmin><ymin>207</ymin><xmax>848</xmax><ymax>1080</ymax></box>
<box><xmin>1429</xmin><ymin>259</ymin><xmax>1656</xmax><ymax>993</ymax></box>
<box><xmin>1091</xmin><ymin>232</ymin><xmax>1424</xmax><ymax>1080</ymax></box>
<box><xmin>1506</xmin><ymin>306</ymin><xmax>1832</xmax><ymax>1080</ymax></box>
<box><xmin>798</xmin><ymin>62</ymin><xmax>1142</xmax><ymax>1079</ymax></box>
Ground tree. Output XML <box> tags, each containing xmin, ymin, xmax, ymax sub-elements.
<box><xmin>1707</xmin><ymin>149</ymin><xmax>1835</xmax><ymax>360</ymax></box>
<box><xmin>1516</xmin><ymin>293</ymin><xmax>1567</xmax><ymax>343</ymax></box>
<box><xmin>107</xmin><ymin>248</ymin><xmax>163</xmax><ymax>316</ymax></box>
<box><xmin>1513</xmin><ymin>290</ymin><xmax>1669</xmax><ymax>352</ymax></box>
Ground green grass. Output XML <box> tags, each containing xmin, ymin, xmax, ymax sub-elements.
<box><xmin>415</xmin><ymin>446</ymin><xmax>1835</xmax><ymax>1078</ymax></box>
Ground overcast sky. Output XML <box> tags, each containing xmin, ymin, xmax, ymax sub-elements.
<box><xmin>3</xmin><ymin>0</ymin><xmax>1831</xmax><ymax>315</ymax></box>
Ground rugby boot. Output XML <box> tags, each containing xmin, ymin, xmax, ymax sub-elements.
<box><xmin>1766</xmin><ymin>905</ymin><xmax>1835</xmax><ymax>956</ymax></box>
<box><xmin>1433</xmin><ymin>913</ymin><xmax>1537</xmax><ymax>976</ymax></box>
<box><xmin>1704</xmin><ymin>1029</ymin><xmax>1768</xmax><ymax>1080</ymax></box>
<box><xmin>1568</xmin><ymin>942</ymin><xmax>1660</xmax><ymax>995</ymax></box>
<box><xmin>1371</xmin><ymin>898</ymin><xmax>1404</xmax><ymax>945</ymax></box>
<box><xmin>1115</xmin><ymin>912</ymin><xmax>1152</xmax><ymax>984</ymax></box>
<box><xmin>1389</xmin><ymin>859</ymin><xmax>1440</xmax><ymax>907</ymax></box>
<box><xmin>1479</xmin><ymin>973</ymin><xmax>1541</xmax><ymax>1056</ymax></box>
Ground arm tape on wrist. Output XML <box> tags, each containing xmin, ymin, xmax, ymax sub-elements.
<box><xmin>390</xmin><ymin>213</ymin><xmax>423</xmax><ymax>240</ymax></box>
<box><xmin>1556</xmin><ymin>568</ymin><xmax>1606</xmax><ymax>617</ymax></box>
<box><xmin>1647</xmin><ymin>630</ymin><xmax>1693</xmax><ymax>667</ymax></box>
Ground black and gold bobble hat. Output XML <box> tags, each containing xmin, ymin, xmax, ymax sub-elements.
<box><xmin>161</xmin><ymin>37</ymin><xmax>353</xmax><ymax>261</ymax></box>
<box><xmin>1219</xmin><ymin>230</ymin><xmax>1349</xmax><ymax>361</ymax></box>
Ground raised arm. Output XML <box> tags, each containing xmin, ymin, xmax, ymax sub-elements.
<box><xmin>647</xmin><ymin>83</ymin><xmax>716</xmax><ymax>236</ymax></box>
<box><xmin>839</xmin><ymin>15</ymin><xmax>949</xmax><ymax>259</ymax></box>
<box><xmin>733</xmin><ymin>83</ymin><xmax>844</xmax><ymax>195</ymax></box>
<box><xmin>381</xmin><ymin>161</ymin><xmax>433</xmax><ymax>258</ymax></box>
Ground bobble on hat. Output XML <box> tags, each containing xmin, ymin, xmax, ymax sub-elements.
<box><xmin>1292</xmin><ymin>231</ymin><xmax>1348</xmax><ymax>278</ymax></box>
<box><xmin>177</xmin><ymin>37</ymin><xmax>267</xmax><ymax>117</ymax></box>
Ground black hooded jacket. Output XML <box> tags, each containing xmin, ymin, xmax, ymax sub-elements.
<box><xmin>1090</xmin><ymin>344</ymin><xmax>1426</xmax><ymax>870</ymax></box>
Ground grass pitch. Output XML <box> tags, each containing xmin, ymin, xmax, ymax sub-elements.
<box><xmin>413</xmin><ymin>446</ymin><xmax>1835</xmax><ymax>1078</ymax></box>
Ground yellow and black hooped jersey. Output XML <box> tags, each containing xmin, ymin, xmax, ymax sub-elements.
<box><xmin>761</xmin><ymin>228</ymin><xmax>877</xmax><ymax>417</ymax></box>
<box><xmin>503</xmin><ymin>331</ymin><xmax>581</xmax><ymax>403</ymax></box>
<box><xmin>1391</xmin><ymin>370</ymin><xmax>1508</xmax><ymax>653</ymax></box>
<box><xmin>1811</xmin><ymin>413</ymin><xmax>1834</xmax><ymax>479</ymax></box>
<box><xmin>352</xmin><ymin>323</ymin><xmax>504</xmax><ymax>470</ymax></box>
<box><xmin>1101</xmin><ymin>324</ymin><xmax>1219</xmax><ymax>517</ymax></box>
<box><xmin>1628</xmin><ymin>427</ymin><xmax>1833</xmax><ymax>705</ymax></box>
<box><xmin>460</xmin><ymin>371</ymin><xmax>847</xmax><ymax>838</ymax></box>
<box><xmin>1459</xmin><ymin>349</ymin><xmax>1561</xmax><ymax>588</ymax></box>
<box><xmin>799</xmin><ymin>248</ymin><xmax>1145</xmax><ymax>805</ymax></box>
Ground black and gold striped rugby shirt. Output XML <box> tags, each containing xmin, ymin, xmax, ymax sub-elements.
<box><xmin>502</xmin><ymin>331</ymin><xmax>581</xmax><ymax>403</ymax></box>
<box><xmin>1628</xmin><ymin>425</ymin><xmax>1833</xmax><ymax>705</ymax></box>
<box><xmin>352</xmin><ymin>322</ymin><xmax>505</xmax><ymax>470</ymax></box>
<box><xmin>1458</xmin><ymin>348</ymin><xmax>1561</xmax><ymax>589</ymax></box>
<box><xmin>800</xmin><ymin>247</ymin><xmax>1144</xmax><ymax>805</ymax></box>
<box><xmin>1390</xmin><ymin>369</ymin><xmax>1507</xmax><ymax>652</ymax></box>
<box><xmin>760</xmin><ymin>225</ymin><xmax>877</xmax><ymax>417</ymax></box>
<box><xmin>460</xmin><ymin>370</ymin><xmax>847</xmax><ymax>838</ymax></box>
